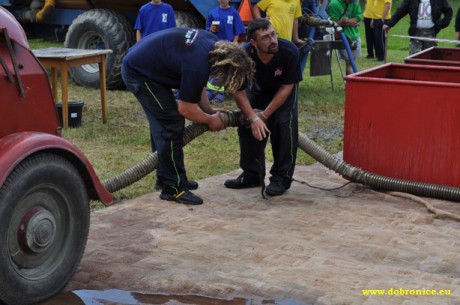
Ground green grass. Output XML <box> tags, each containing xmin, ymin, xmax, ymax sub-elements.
<box><xmin>27</xmin><ymin>3</ymin><xmax>459</xmax><ymax>205</ymax></box>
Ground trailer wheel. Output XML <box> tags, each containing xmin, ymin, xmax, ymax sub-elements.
<box><xmin>65</xmin><ymin>9</ymin><xmax>135</xmax><ymax>90</ymax></box>
<box><xmin>0</xmin><ymin>153</ymin><xmax>90</xmax><ymax>305</ymax></box>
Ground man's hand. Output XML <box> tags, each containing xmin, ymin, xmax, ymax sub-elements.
<box><xmin>207</xmin><ymin>112</ymin><xmax>225</xmax><ymax>131</ymax></box>
<box><xmin>257</xmin><ymin>111</ymin><xmax>269</xmax><ymax>123</ymax></box>
<box><xmin>347</xmin><ymin>17</ymin><xmax>359</xmax><ymax>27</ymax></box>
<box><xmin>249</xmin><ymin>116</ymin><xmax>270</xmax><ymax>141</ymax></box>
<box><xmin>294</xmin><ymin>38</ymin><xmax>306</xmax><ymax>47</ymax></box>
<box><xmin>383</xmin><ymin>24</ymin><xmax>390</xmax><ymax>32</ymax></box>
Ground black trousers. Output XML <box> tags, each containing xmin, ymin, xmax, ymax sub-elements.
<box><xmin>364</xmin><ymin>17</ymin><xmax>375</xmax><ymax>58</ymax></box>
<box><xmin>238</xmin><ymin>84</ymin><xmax>299</xmax><ymax>187</ymax></box>
<box><xmin>373</xmin><ymin>19</ymin><xmax>386</xmax><ymax>61</ymax></box>
<box><xmin>122</xmin><ymin>67</ymin><xmax>188</xmax><ymax>194</ymax></box>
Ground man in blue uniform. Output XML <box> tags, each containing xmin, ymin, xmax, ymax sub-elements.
<box><xmin>122</xmin><ymin>28</ymin><xmax>268</xmax><ymax>205</ymax></box>
<box><xmin>224</xmin><ymin>18</ymin><xmax>302</xmax><ymax>196</ymax></box>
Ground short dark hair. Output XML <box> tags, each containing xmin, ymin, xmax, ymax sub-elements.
<box><xmin>247</xmin><ymin>18</ymin><xmax>271</xmax><ymax>40</ymax></box>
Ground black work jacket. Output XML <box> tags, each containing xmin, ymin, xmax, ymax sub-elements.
<box><xmin>386</xmin><ymin>0</ymin><xmax>452</xmax><ymax>35</ymax></box>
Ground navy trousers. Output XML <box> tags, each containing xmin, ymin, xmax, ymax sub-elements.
<box><xmin>238</xmin><ymin>84</ymin><xmax>299</xmax><ymax>188</ymax></box>
<box><xmin>122</xmin><ymin>66</ymin><xmax>188</xmax><ymax>194</ymax></box>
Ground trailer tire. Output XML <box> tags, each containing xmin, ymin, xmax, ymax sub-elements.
<box><xmin>65</xmin><ymin>9</ymin><xmax>135</xmax><ymax>90</ymax></box>
<box><xmin>175</xmin><ymin>10</ymin><xmax>205</xmax><ymax>29</ymax></box>
<box><xmin>0</xmin><ymin>153</ymin><xmax>90</xmax><ymax>305</ymax></box>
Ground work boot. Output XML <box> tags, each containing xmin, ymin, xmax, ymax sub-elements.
<box><xmin>185</xmin><ymin>180</ymin><xmax>199</xmax><ymax>190</ymax></box>
<box><xmin>224</xmin><ymin>173</ymin><xmax>260</xmax><ymax>189</ymax></box>
<box><xmin>265</xmin><ymin>180</ymin><xmax>288</xmax><ymax>196</ymax></box>
<box><xmin>160</xmin><ymin>189</ymin><xmax>203</xmax><ymax>205</ymax></box>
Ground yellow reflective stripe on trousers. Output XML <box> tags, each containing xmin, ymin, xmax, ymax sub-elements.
<box><xmin>145</xmin><ymin>82</ymin><xmax>164</xmax><ymax>110</ymax></box>
<box><xmin>287</xmin><ymin>83</ymin><xmax>298</xmax><ymax>177</ymax></box>
<box><xmin>170</xmin><ymin>141</ymin><xmax>181</xmax><ymax>189</ymax></box>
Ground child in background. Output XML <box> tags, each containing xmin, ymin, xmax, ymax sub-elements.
<box><xmin>134</xmin><ymin>0</ymin><xmax>176</xmax><ymax>42</ymax></box>
<box><xmin>205</xmin><ymin>0</ymin><xmax>246</xmax><ymax>104</ymax></box>
<box><xmin>206</xmin><ymin>0</ymin><xmax>246</xmax><ymax>42</ymax></box>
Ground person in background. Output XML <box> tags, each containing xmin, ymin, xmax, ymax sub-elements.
<box><xmin>122</xmin><ymin>28</ymin><xmax>268</xmax><ymax>205</ymax></box>
<box><xmin>370</xmin><ymin>0</ymin><xmax>391</xmax><ymax>61</ymax></box>
<box><xmin>383</xmin><ymin>0</ymin><xmax>452</xmax><ymax>55</ymax></box>
<box><xmin>134</xmin><ymin>0</ymin><xmax>176</xmax><ymax>42</ymax></box>
<box><xmin>363</xmin><ymin>0</ymin><xmax>376</xmax><ymax>59</ymax></box>
<box><xmin>298</xmin><ymin>0</ymin><xmax>342</xmax><ymax>75</ymax></box>
<box><xmin>298</xmin><ymin>0</ymin><xmax>321</xmax><ymax>75</ymax></box>
<box><xmin>224</xmin><ymin>18</ymin><xmax>302</xmax><ymax>197</ymax></box>
<box><xmin>327</xmin><ymin>0</ymin><xmax>362</xmax><ymax>75</ymax></box>
<box><xmin>206</xmin><ymin>0</ymin><xmax>246</xmax><ymax>42</ymax></box>
<box><xmin>252</xmin><ymin>0</ymin><xmax>306</xmax><ymax>47</ymax></box>
<box><xmin>205</xmin><ymin>0</ymin><xmax>246</xmax><ymax>104</ymax></box>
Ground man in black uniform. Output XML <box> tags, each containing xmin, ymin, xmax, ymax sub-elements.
<box><xmin>224</xmin><ymin>18</ymin><xmax>302</xmax><ymax>196</ymax></box>
<box><xmin>122</xmin><ymin>28</ymin><xmax>268</xmax><ymax>205</ymax></box>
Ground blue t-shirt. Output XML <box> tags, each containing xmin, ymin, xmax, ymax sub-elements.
<box><xmin>206</xmin><ymin>6</ymin><xmax>245</xmax><ymax>41</ymax></box>
<box><xmin>123</xmin><ymin>28</ymin><xmax>218</xmax><ymax>103</ymax></box>
<box><xmin>243</xmin><ymin>38</ymin><xmax>302</xmax><ymax>95</ymax></box>
<box><xmin>134</xmin><ymin>3</ymin><xmax>176</xmax><ymax>39</ymax></box>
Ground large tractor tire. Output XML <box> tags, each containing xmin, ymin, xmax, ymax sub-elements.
<box><xmin>175</xmin><ymin>10</ymin><xmax>205</xmax><ymax>29</ymax></box>
<box><xmin>0</xmin><ymin>153</ymin><xmax>90</xmax><ymax>305</ymax></box>
<box><xmin>65</xmin><ymin>9</ymin><xmax>135</xmax><ymax>90</ymax></box>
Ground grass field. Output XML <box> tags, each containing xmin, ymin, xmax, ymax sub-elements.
<box><xmin>27</xmin><ymin>2</ymin><xmax>460</xmax><ymax>206</ymax></box>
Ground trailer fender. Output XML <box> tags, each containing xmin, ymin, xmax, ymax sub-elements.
<box><xmin>0</xmin><ymin>132</ymin><xmax>113</xmax><ymax>205</ymax></box>
<box><xmin>0</xmin><ymin>6</ymin><xmax>29</xmax><ymax>48</ymax></box>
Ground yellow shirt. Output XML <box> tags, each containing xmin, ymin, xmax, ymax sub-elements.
<box><xmin>372</xmin><ymin>0</ymin><xmax>392</xmax><ymax>20</ymax></box>
<box><xmin>256</xmin><ymin>0</ymin><xmax>302</xmax><ymax>41</ymax></box>
<box><xmin>363</xmin><ymin>0</ymin><xmax>376</xmax><ymax>19</ymax></box>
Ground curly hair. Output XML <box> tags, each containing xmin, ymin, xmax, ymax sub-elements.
<box><xmin>208</xmin><ymin>41</ymin><xmax>255</xmax><ymax>94</ymax></box>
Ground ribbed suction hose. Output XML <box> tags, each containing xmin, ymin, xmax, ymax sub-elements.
<box><xmin>103</xmin><ymin>111</ymin><xmax>460</xmax><ymax>202</ymax></box>
<box><xmin>298</xmin><ymin>133</ymin><xmax>460</xmax><ymax>202</ymax></box>
<box><xmin>103</xmin><ymin>111</ymin><xmax>245</xmax><ymax>193</ymax></box>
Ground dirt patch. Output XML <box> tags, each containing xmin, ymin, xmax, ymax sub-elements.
<box><xmin>58</xmin><ymin>166</ymin><xmax>460</xmax><ymax>305</ymax></box>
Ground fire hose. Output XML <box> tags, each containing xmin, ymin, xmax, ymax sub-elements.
<box><xmin>103</xmin><ymin>111</ymin><xmax>460</xmax><ymax>202</ymax></box>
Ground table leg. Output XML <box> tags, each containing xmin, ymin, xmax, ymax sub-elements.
<box><xmin>99</xmin><ymin>54</ymin><xmax>107</xmax><ymax>124</ymax></box>
<box><xmin>61</xmin><ymin>64</ymin><xmax>69</xmax><ymax>128</ymax></box>
<box><xmin>51</xmin><ymin>67</ymin><xmax>58</xmax><ymax>103</ymax></box>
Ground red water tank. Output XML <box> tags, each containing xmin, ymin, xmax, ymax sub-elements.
<box><xmin>344</xmin><ymin>63</ymin><xmax>460</xmax><ymax>188</ymax></box>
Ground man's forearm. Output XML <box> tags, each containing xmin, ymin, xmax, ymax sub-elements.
<box><xmin>382</xmin><ymin>3</ymin><xmax>390</xmax><ymax>20</ymax></box>
<box><xmin>252</xmin><ymin>5</ymin><xmax>262</xmax><ymax>19</ymax></box>
<box><xmin>178</xmin><ymin>100</ymin><xmax>213</xmax><ymax>125</ymax></box>
<box><xmin>198</xmin><ymin>87</ymin><xmax>214</xmax><ymax>114</ymax></box>
<box><xmin>263</xmin><ymin>84</ymin><xmax>294</xmax><ymax>117</ymax></box>
<box><xmin>234</xmin><ymin>90</ymin><xmax>258</xmax><ymax>120</ymax></box>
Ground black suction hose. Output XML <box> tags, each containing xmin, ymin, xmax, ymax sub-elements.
<box><xmin>103</xmin><ymin>111</ymin><xmax>460</xmax><ymax>202</ymax></box>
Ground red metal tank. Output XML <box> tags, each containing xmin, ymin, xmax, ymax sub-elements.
<box><xmin>344</xmin><ymin>63</ymin><xmax>460</xmax><ymax>188</ymax></box>
<box><xmin>405</xmin><ymin>47</ymin><xmax>460</xmax><ymax>67</ymax></box>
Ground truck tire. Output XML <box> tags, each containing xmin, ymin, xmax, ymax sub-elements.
<box><xmin>0</xmin><ymin>153</ymin><xmax>90</xmax><ymax>305</ymax></box>
<box><xmin>65</xmin><ymin>9</ymin><xmax>135</xmax><ymax>90</ymax></box>
<box><xmin>175</xmin><ymin>10</ymin><xmax>205</xmax><ymax>29</ymax></box>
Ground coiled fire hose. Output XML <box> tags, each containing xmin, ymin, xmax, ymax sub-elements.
<box><xmin>103</xmin><ymin>111</ymin><xmax>460</xmax><ymax>202</ymax></box>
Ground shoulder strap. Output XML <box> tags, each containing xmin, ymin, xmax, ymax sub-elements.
<box><xmin>339</xmin><ymin>3</ymin><xmax>349</xmax><ymax>20</ymax></box>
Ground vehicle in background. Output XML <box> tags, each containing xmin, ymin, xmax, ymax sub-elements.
<box><xmin>0</xmin><ymin>0</ymin><xmax>257</xmax><ymax>89</ymax></box>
